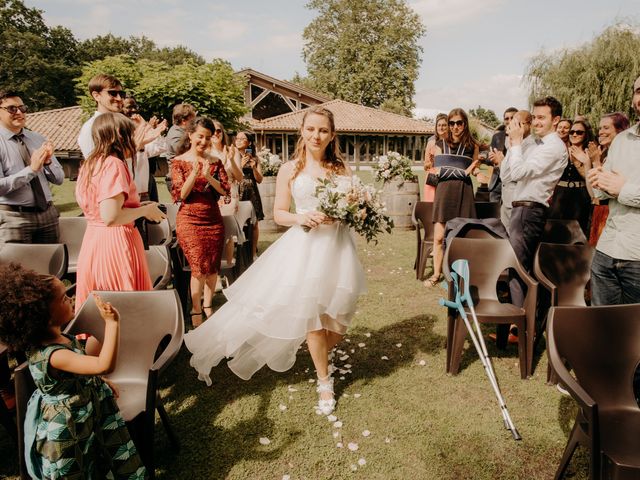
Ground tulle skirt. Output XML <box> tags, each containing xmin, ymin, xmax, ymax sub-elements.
<box><xmin>184</xmin><ymin>222</ymin><xmax>366</xmax><ymax>384</ymax></box>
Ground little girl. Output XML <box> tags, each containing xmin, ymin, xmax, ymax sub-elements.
<box><xmin>0</xmin><ymin>263</ymin><xmax>146</xmax><ymax>479</ymax></box>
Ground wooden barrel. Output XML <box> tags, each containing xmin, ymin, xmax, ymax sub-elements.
<box><xmin>257</xmin><ymin>176</ymin><xmax>284</xmax><ymax>232</ymax></box>
<box><xmin>382</xmin><ymin>179</ymin><xmax>419</xmax><ymax>230</ymax></box>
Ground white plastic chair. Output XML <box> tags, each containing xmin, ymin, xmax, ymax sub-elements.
<box><xmin>58</xmin><ymin>216</ymin><xmax>88</xmax><ymax>274</ymax></box>
<box><xmin>0</xmin><ymin>243</ymin><xmax>68</xmax><ymax>279</ymax></box>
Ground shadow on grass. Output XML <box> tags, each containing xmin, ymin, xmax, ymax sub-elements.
<box><xmin>152</xmin><ymin>313</ymin><xmax>444</xmax><ymax>478</ymax></box>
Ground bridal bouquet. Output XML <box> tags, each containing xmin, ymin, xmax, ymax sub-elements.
<box><xmin>311</xmin><ymin>175</ymin><xmax>394</xmax><ymax>243</ymax></box>
<box><xmin>257</xmin><ymin>147</ymin><xmax>283</xmax><ymax>176</ymax></box>
<box><xmin>372</xmin><ymin>151</ymin><xmax>417</xmax><ymax>185</ymax></box>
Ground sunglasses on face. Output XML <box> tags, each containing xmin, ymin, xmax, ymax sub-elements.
<box><xmin>106</xmin><ymin>89</ymin><xmax>126</xmax><ymax>99</ymax></box>
<box><xmin>0</xmin><ymin>105</ymin><xmax>28</xmax><ymax>115</ymax></box>
<box><xmin>449</xmin><ymin>120</ymin><xmax>464</xmax><ymax>127</ymax></box>
<box><xmin>569</xmin><ymin>130</ymin><xmax>585</xmax><ymax>136</ymax></box>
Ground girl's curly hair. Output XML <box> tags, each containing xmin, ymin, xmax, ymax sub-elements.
<box><xmin>0</xmin><ymin>263</ymin><xmax>56</xmax><ymax>352</ymax></box>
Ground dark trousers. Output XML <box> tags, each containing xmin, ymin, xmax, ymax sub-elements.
<box><xmin>591</xmin><ymin>250</ymin><xmax>640</xmax><ymax>305</ymax></box>
<box><xmin>508</xmin><ymin>205</ymin><xmax>547</xmax><ymax>307</ymax></box>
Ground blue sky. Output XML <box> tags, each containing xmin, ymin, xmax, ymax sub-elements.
<box><xmin>27</xmin><ymin>0</ymin><xmax>640</xmax><ymax>118</ymax></box>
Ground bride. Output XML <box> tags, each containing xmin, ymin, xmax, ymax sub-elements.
<box><xmin>184</xmin><ymin>107</ymin><xmax>366</xmax><ymax>415</ymax></box>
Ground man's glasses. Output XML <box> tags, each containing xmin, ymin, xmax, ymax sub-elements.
<box><xmin>448</xmin><ymin>120</ymin><xmax>464</xmax><ymax>127</ymax></box>
<box><xmin>106</xmin><ymin>90</ymin><xmax>127</xmax><ymax>99</ymax></box>
<box><xmin>0</xmin><ymin>105</ymin><xmax>28</xmax><ymax>115</ymax></box>
<box><xmin>569</xmin><ymin>130</ymin><xmax>585</xmax><ymax>136</ymax></box>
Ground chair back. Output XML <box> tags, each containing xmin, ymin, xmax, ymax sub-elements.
<box><xmin>145</xmin><ymin>245</ymin><xmax>172</xmax><ymax>290</ymax></box>
<box><xmin>444</xmin><ymin>237</ymin><xmax>526</xmax><ymax>302</ymax></box>
<box><xmin>58</xmin><ymin>216</ymin><xmax>88</xmax><ymax>273</ymax></box>
<box><xmin>14</xmin><ymin>361</ymin><xmax>35</xmax><ymax>480</ymax></box>
<box><xmin>64</xmin><ymin>290</ymin><xmax>184</xmax><ymax>383</ymax></box>
<box><xmin>146</xmin><ymin>218</ymin><xmax>172</xmax><ymax>246</ymax></box>
<box><xmin>413</xmin><ymin>202</ymin><xmax>434</xmax><ymax>242</ymax></box>
<box><xmin>474</xmin><ymin>201</ymin><xmax>501</xmax><ymax>219</ymax></box>
<box><xmin>542</xmin><ymin>219</ymin><xmax>587</xmax><ymax>245</ymax></box>
<box><xmin>533</xmin><ymin>243</ymin><xmax>594</xmax><ymax>306</ymax></box>
<box><xmin>548</xmin><ymin>305</ymin><xmax>640</xmax><ymax>412</ymax></box>
<box><xmin>161</xmin><ymin>203</ymin><xmax>179</xmax><ymax>235</ymax></box>
<box><xmin>0</xmin><ymin>243</ymin><xmax>68</xmax><ymax>279</ymax></box>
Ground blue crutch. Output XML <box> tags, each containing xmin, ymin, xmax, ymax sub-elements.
<box><xmin>440</xmin><ymin>259</ymin><xmax>521</xmax><ymax>440</ymax></box>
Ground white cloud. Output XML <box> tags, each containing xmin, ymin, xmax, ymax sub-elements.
<box><xmin>415</xmin><ymin>73</ymin><xmax>528</xmax><ymax>116</ymax></box>
<box><xmin>409</xmin><ymin>0</ymin><xmax>506</xmax><ymax>28</ymax></box>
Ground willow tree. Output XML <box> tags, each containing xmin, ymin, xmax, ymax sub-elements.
<box><xmin>302</xmin><ymin>0</ymin><xmax>426</xmax><ymax>116</ymax></box>
<box><xmin>524</xmin><ymin>23</ymin><xmax>640</xmax><ymax>124</ymax></box>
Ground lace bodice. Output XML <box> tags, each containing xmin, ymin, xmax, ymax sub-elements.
<box><xmin>291</xmin><ymin>173</ymin><xmax>320</xmax><ymax>214</ymax></box>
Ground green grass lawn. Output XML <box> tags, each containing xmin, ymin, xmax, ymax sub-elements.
<box><xmin>0</xmin><ymin>177</ymin><xmax>588</xmax><ymax>480</ymax></box>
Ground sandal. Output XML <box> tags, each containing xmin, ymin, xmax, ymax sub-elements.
<box><xmin>423</xmin><ymin>275</ymin><xmax>442</xmax><ymax>287</ymax></box>
<box><xmin>190</xmin><ymin>311</ymin><xmax>203</xmax><ymax>328</ymax></box>
<box><xmin>316</xmin><ymin>374</ymin><xmax>335</xmax><ymax>416</ymax></box>
<box><xmin>203</xmin><ymin>304</ymin><xmax>214</xmax><ymax>318</ymax></box>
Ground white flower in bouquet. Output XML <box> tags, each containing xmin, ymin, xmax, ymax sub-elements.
<box><xmin>257</xmin><ymin>147</ymin><xmax>283</xmax><ymax>176</ymax></box>
<box><xmin>310</xmin><ymin>175</ymin><xmax>394</xmax><ymax>243</ymax></box>
<box><xmin>372</xmin><ymin>151</ymin><xmax>418</xmax><ymax>185</ymax></box>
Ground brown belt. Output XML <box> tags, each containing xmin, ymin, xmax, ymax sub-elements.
<box><xmin>512</xmin><ymin>200</ymin><xmax>547</xmax><ymax>209</ymax></box>
<box><xmin>557</xmin><ymin>180</ymin><xmax>586</xmax><ymax>188</ymax></box>
<box><xmin>0</xmin><ymin>201</ymin><xmax>52</xmax><ymax>213</ymax></box>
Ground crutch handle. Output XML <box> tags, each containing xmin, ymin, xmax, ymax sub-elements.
<box><xmin>439</xmin><ymin>298</ymin><xmax>459</xmax><ymax>310</ymax></box>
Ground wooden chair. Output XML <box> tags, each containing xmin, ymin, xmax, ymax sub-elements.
<box><xmin>443</xmin><ymin>237</ymin><xmax>538</xmax><ymax>379</ymax></box>
<box><xmin>0</xmin><ymin>243</ymin><xmax>68</xmax><ymax>279</ymax></box>
<box><xmin>548</xmin><ymin>305</ymin><xmax>640</xmax><ymax>479</ymax></box>
<box><xmin>542</xmin><ymin>219</ymin><xmax>587</xmax><ymax>245</ymax></box>
<box><xmin>58</xmin><ymin>216</ymin><xmax>88</xmax><ymax>275</ymax></box>
<box><xmin>412</xmin><ymin>202</ymin><xmax>434</xmax><ymax>280</ymax></box>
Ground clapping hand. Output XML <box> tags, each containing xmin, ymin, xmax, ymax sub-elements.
<box><xmin>587</xmin><ymin>141</ymin><xmax>602</xmax><ymax>167</ymax></box>
<box><xmin>488</xmin><ymin>148</ymin><xmax>504</xmax><ymax>166</ymax></box>
<box><xmin>93</xmin><ymin>294</ymin><xmax>120</xmax><ymax>323</ymax></box>
<box><xmin>587</xmin><ymin>167</ymin><xmax>626</xmax><ymax>197</ymax></box>
<box><xmin>29</xmin><ymin>141</ymin><xmax>54</xmax><ymax>172</ymax></box>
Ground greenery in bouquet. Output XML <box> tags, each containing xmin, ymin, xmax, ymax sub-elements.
<box><xmin>372</xmin><ymin>151</ymin><xmax>418</xmax><ymax>185</ymax></box>
<box><xmin>257</xmin><ymin>147</ymin><xmax>283</xmax><ymax>176</ymax></box>
<box><xmin>313</xmin><ymin>175</ymin><xmax>394</xmax><ymax>243</ymax></box>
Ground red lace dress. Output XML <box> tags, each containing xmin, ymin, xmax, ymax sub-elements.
<box><xmin>171</xmin><ymin>159</ymin><xmax>230</xmax><ymax>277</ymax></box>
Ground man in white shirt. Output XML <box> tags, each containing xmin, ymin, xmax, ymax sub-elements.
<box><xmin>588</xmin><ymin>75</ymin><xmax>640</xmax><ymax>305</ymax></box>
<box><xmin>505</xmin><ymin>96</ymin><xmax>568</xmax><ymax>308</ymax></box>
<box><xmin>77</xmin><ymin>74</ymin><xmax>125</xmax><ymax>158</ymax></box>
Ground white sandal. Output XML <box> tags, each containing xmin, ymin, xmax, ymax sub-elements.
<box><xmin>316</xmin><ymin>374</ymin><xmax>336</xmax><ymax>415</ymax></box>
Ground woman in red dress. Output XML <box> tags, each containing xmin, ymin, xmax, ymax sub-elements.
<box><xmin>171</xmin><ymin>117</ymin><xmax>230</xmax><ymax>326</ymax></box>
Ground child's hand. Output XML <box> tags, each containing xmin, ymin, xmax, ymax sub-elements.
<box><xmin>93</xmin><ymin>294</ymin><xmax>120</xmax><ymax>323</ymax></box>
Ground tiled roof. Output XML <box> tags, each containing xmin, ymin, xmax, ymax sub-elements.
<box><xmin>251</xmin><ymin>99</ymin><xmax>434</xmax><ymax>135</ymax></box>
<box><xmin>26</xmin><ymin>106</ymin><xmax>82</xmax><ymax>152</ymax></box>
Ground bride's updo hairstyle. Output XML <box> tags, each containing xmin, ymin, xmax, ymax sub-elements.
<box><xmin>290</xmin><ymin>107</ymin><xmax>346</xmax><ymax>183</ymax></box>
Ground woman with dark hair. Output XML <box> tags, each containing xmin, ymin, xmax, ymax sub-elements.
<box><xmin>425</xmin><ymin>108</ymin><xmax>479</xmax><ymax>287</ymax></box>
<box><xmin>75</xmin><ymin>112</ymin><xmax>165</xmax><ymax>311</ymax></box>
<box><xmin>548</xmin><ymin>118</ymin><xmax>595</xmax><ymax>235</ymax></box>
<box><xmin>171</xmin><ymin>117</ymin><xmax>230</xmax><ymax>326</ymax></box>
<box><xmin>234</xmin><ymin>131</ymin><xmax>263</xmax><ymax>260</ymax></box>
<box><xmin>423</xmin><ymin>113</ymin><xmax>448</xmax><ymax>201</ymax></box>
<box><xmin>556</xmin><ymin>118</ymin><xmax>572</xmax><ymax>148</ymax></box>
<box><xmin>571</xmin><ymin>112</ymin><xmax>630</xmax><ymax>244</ymax></box>
<box><xmin>185</xmin><ymin>107</ymin><xmax>365</xmax><ymax>416</ymax></box>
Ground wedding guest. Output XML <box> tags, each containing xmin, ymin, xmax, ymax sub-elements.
<box><xmin>171</xmin><ymin>117</ymin><xmax>229</xmax><ymax>326</ymax></box>
<box><xmin>556</xmin><ymin>118</ymin><xmax>572</xmax><ymax>148</ymax></box>
<box><xmin>547</xmin><ymin>118</ymin><xmax>594</xmax><ymax>236</ymax></box>
<box><xmin>234</xmin><ymin>131</ymin><xmax>263</xmax><ymax>260</ymax></box>
<box><xmin>0</xmin><ymin>89</ymin><xmax>64</xmax><ymax>244</ymax></box>
<box><xmin>488</xmin><ymin>107</ymin><xmax>518</xmax><ymax>203</ymax></box>
<box><xmin>425</xmin><ymin>108</ymin><xmax>479</xmax><ymax>287</ymax></box>
<box><xmin>75</xmin><ymin>112</ymin><xmax>165</xmax><ymax>311</ymax></box>
<box><xmin>165</xmin><ymin>103</ymin><xmax>196</xmax><ymax>194</ymax></box>
<box><xmin>184</xmin><ymin>107</ymin><xmax>366</xmax><ymax>417</ymax></box>
<box><xmin>587</xmin><ymin>75</ymin><xmax>640</xmax><ymax>305</ymax></box>
<box><xmin>423</xmin><ymin>113</ymin><xmax>448</xmax><ymax>201</ymax></box>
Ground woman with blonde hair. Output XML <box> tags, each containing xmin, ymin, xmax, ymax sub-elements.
<box><xmin>423</xmin><ymin>113</ymin><xmax>448</xmax><ymax>201</ymax></box>
<box><xmin>185</xmin><ymin>107</ymin><xmax>366</xmax><ymax>416</ymax></box>
<box><xmin>75</xmin><ymin>112</ymin><xmax>166</xmax><ymax>311</ymax></box>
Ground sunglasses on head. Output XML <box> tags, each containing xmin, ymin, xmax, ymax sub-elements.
<box><xmin>106</xmin><ymin>89</ymin><xmax>126</xmax><ymax>99</ymax></box>
<box><xmin>448</xmin><ymin>120</ymin><xmax>464</xmax><ymax>127</ymax></box>
<box><xmin>569</xmin><ymin>130</ymin><xmax>585</xmax><ymax>135</ymax></box>
<box><xmin>0</xmin><ymin>105</ymin><xmax>28</xmax><ymax>115</ymax></box>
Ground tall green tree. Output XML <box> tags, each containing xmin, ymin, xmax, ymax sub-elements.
<box><xmin>525</xmin><ymin>23</ymin><xmax>640</xmax><ymax>124</ymax></box>
<box><xmin>469</xmin><ymin>106</ymin><xmax>500</xmax><ymax>128</ymax></box>
<box><xmin>76</xmin><ymin>56</ymin><xmax>247</xmax><ymax>128</ymax></box>
<box><xmin>302</xmin><ymin>0</ymin><xmax>425</xmax><ymax>116</ymax></box>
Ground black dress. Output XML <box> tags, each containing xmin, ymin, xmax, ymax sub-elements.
<box><xmin>433</xmin><ymin>140</ymin><xmax>476</xmax><ymax>223</ymax></box>
<box><xmin>239</xmin><ymin>166</ymin><xmax>265</xmax><ymax>221</ymax></box>
<box><xmin>547</xmin><ymin>161</ymin><xmax>591</xmax><ymax>236</ymax></box>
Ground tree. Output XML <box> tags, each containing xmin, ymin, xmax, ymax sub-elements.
<box><xmin>524</xmin><ymin>22</ymin><xmax>640</xmax><ymax>124</ymax></box>
<box><xmin>469</xmin><ymin>106</ymin><xmax>500</xmax><ymax>128</ymax></box>
<box><xmin>302</xmin><ymin>0</ymin><xmax>425</xmax><ymax>116</ymax></box>
<box><xmin>76</xmin><ymin>56</ymin><xmax>247</xmax><ymax>128</ymax></box>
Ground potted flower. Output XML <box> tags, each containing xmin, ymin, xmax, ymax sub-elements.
<box><xmin>256</xmin><ymin>147</ymin><xmax>284</xmax><ymax>232</ymax></box>
<box><xmin>372</xmin><ymin>151</ymin><xmax>419</xmax><ymax>230</ymax></box>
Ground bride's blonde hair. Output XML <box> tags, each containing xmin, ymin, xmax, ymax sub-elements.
<box><xmin>290</xmin><ymin>107</ymin><xmax>346</xmax><ymax>183</ymax></box>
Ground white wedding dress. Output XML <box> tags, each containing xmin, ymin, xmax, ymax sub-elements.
<box><xmin>184</xmin><ymin>172</ymin><xmax>367</xmax><ymax>384</ymax></box>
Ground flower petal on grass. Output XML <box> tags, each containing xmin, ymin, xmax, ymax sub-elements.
<box><xmin>344</xmin><ymin>364</ymin><xmax>352</xmax><ymax>369</ymax></box>
<box><xmin>339</xmin><ymin>355</ymin><xmax>349</xmax><ymax>361</ymax></box>
<box><xmin>287</xmin><ymin>386</ymin><xmax>298</xmax><ymax>392</ymax></box>
<box><xmin>337</xmin><ymin>442</ymin><xmax>343</xmax><ymax>448</ymax></box>
<box><xmin>353</xmin><ymin>393</ymin><xmax>362</xmax><ymax>398</ymax></box>
<box><xmin>283</xmin><ymin>475</ymin><xmax>290</xmax><ymax>480</ymax></box>
<box><xmin>308</xmin><ymin>379</ymin><xmax>315</xmax><ymax>383</ymax></box>
<box><xmin>384</xmin><ymin>437</ymin><xmax>391</xmax><ymax>443</ymax></box>
<box><xmin>259</xmin><ymin>437</ymin><xmax>271</xmax><ymax>445</ymax></box>
<box><xmin>358</xmin><ymin>458</ymin><xmax>367</xmax><ymax>466</ymax></box>
<box><xmin>381</xmin><ymin>356</ymin><xmax>389</xmax><ymax>360</ymax></box>
<box><xmin>333</xmin><ymin>431</ymin><xmax>340</xmax><ymax>438</ymax></box>
<box><xmin>279</xmin><ymin>404</ymin><xmax>287</xmax><ymax>411</ymax></box>
<box><xmin>358</xmin><ymin>342</ymin><xmax>366</xmax><ymax>348</ymax></box>
<box><xmin>419</xmin><ymin>360</ymin><xmax>426</xmax><ymax>366</ymax></box>
<box><xmin>327</xmin><ymin>414</ymin><xmax>337</xmax><ymax>422</ymax></box>
<box><xmin>362</xmin><ymin>430</ymin><xmax>371</xmax><ymax>437</ymax></box>
<box><xmin>396</xmin><ymin>343</ymin><xmax>402</xmax><ymax>348</ymax></box>
<box><xmin>351</xmin><ymin>464</ymin><xmax>358</xmax><ymax>471</ymax></box>
<box><xmin>348</xmin><ymin>442</ymin><xmax>359</xmax><ymax>451</ymax></box>
<box><xmin>334</xmin><ymin>421</ymin><xmax>343</xmax><ymax>428</ymax></box>
<box><xmin>364</xmin><ymin>333</ymin><xmax>371</xmax><ymax>338</ymax></box>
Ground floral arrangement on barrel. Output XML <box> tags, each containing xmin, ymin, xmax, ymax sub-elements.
<box><xmin>257</xmin><ymin>147</ymin><xmax>283</xmax><ymax>176</ymax></box>
<box><xmin>372</xmin><ymin>151</ymin><xmax>418</xmax><ymax>185</ymax></box>
<box><xmin>306</xmin><ymin>175</ymin><xmax>393</xmax><ymax>243</ymax></box>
